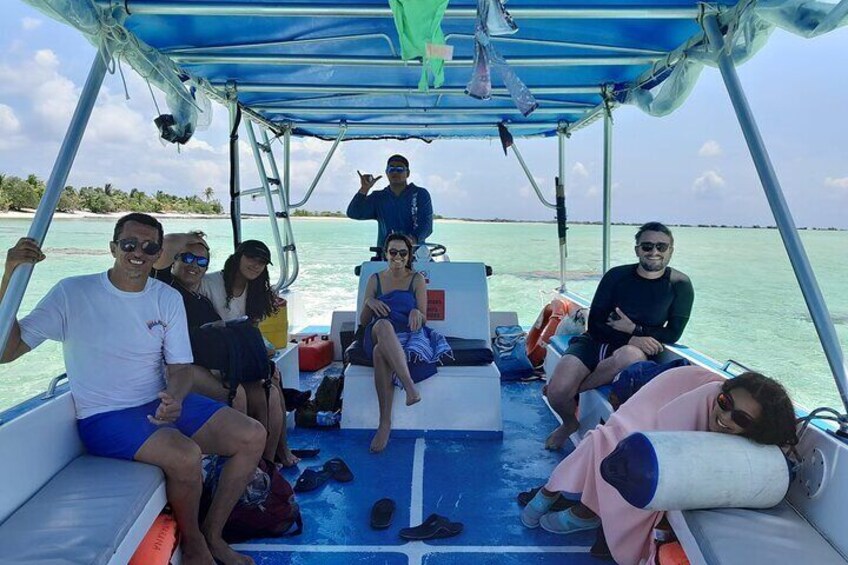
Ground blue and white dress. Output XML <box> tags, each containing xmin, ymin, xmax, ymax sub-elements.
<box><xmin>361</xmin><ymin>272</ymin><xmax>452</xmax><ymax>385</ymax></box>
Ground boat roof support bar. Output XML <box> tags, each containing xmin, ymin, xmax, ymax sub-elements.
<box><xmin>256</xmin><ymin>106</ymin><xmax>590</xmax><ymax>116</ymax></box>
<box><xmin>510</xmin><ymin>141</ymin><xmax>556</xmax><ymax>210</ymax></box>
<box><xmin>602</xmin><ymin>102</ymin><xmax>613</xmax><ymax>274</ymax></box>
<box><xmin>0</xmin><ymin>53</ymin><xmax>107</xmax><ymax>355</ymax></box>
<box><xmin>290</xmin><ymin>124</ymin><xmax>347</xmax><ymax>208</ymax></box>
<box><xmin>173</xmin><ymin>54</ymin><xmax>660</xmax><ymax>67</ymax></box>
<box><xmin>703</xmin><ymin>14</ymin><xmax>848</xmax><ymax>412</ymax></box>
<box><xmin>225</xmin><ymin>84</ymin><xmax>600</xmax><ymax>96</ymax></box>
<box><xmin>245</xmin><ymin>120</ymin><xmax>288</xmax><ymax>287</ymax></box>
<box><xmin>164</xmin><ymin>33</ymin><xmax>398</xmax><ymax>57</ymax></box>
<box><xmin>444</xmin><ymin>33</ymin><xmax>668</xmax><ymax>56</ymax></box>
<box><xmin>286</xmin><ymin>122</ymin><xmax>563</xmax><ymax>131</ymax></box>
<box><xmin>227</xmin><ymin>82</ymin><xmax>242</xmax><ymax>248</ymax></box>
<box><xmin>114</xmin><ymin>2</ymin><xmax>700</xmax><ymax>20</ymax></box>
<box><xmin>557</xmin><ymin>127</ymin><xmax>568</xmax><ymax>292</ymax></box>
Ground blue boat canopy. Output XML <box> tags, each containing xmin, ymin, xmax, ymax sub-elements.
<box><xmin>23</xmin><ymin>0</ymin><xmax>848</xmax><ymax>141</ymax></box>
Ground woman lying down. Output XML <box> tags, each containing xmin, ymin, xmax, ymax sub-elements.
<box><xmin>521</xmin><ymin>365</ymin><xmax>798</xmax><ymax>564</ymax></box>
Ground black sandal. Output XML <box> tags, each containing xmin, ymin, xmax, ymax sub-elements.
<box><xmin>370</xmin><ymin>498</ymin><xmax>396</xmax><ymax>530</ymax></box>
<box><xmin>399</xmin><ymin>514</ymin><xmax>463</xmax><ymax>540</ymax></box>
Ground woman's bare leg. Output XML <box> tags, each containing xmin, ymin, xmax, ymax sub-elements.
<box><xmin>370</xmin><ymin>343</ymin><xmax>395</xmax><ymax>453</ymax></box>
<box><xmin>371</xmin><ymin>320</ymin><xmax>420</xmax><ymax>405</ymax></box>
<box><xmin>271</xmin><ymin>380</ymin><xmax>299</xmax><ymax>466</ymax></box>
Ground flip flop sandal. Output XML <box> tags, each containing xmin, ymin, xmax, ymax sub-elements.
<box><xmin>290</xmin><ymin>448</ymin><xmax>320</xmax><ymax>458</ymax></box>
<box><xmin>293</xmin><ymin>468</ymin><xmax>332</xmax><ymax>493</ymax></box>
<box><xmin>518</xmin><ymin>487</ymin><xmax>577</xmax><ymax>512</ymax></box>
<box><xmin>324</xmin><ymin>457</ymin><xmax>354</xmax><ymax>482</ymax></box>
<box><xmin>399</xmin><ymin>514</ymin><xmax>463</xmax><ymax>541</ymax></box>
<box><xmin>370</xmin><ymin>498</ymin><xmax>396</xmax><ymax>530</ymax></box>
<box><xmin>539</xmin><ymin>508</ymin><xmax>601</xmax><ymax>535</ymax></box>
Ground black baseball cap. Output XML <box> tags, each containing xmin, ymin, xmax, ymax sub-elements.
<box><xmin>236</xmin><ymin>239</ymin><xmax>273</xmax><ymax>264</ymax></box>
<box><xmin>386</xmin><ymin>154</ymin><xmax>409</xmax><ymax>168</ymax></box>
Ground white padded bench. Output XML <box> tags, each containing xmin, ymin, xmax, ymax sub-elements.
<box><xmin>0</xmin><ymin>385</ymin><xmax>168</xmax><ymax>564</ymax></box>
<box><xmin>341</xmin><ymin>261</ymin><xmax>502</xmax><ymax>435</ymax></box>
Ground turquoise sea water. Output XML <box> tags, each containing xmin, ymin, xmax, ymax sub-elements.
<box><xmin>1</xmin><ymin>217</ymin><xmax>846</xmax><ymax>412</ymax></box>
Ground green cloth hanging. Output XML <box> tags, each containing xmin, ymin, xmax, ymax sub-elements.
<box><xmin>389</xmin><ymin>0</ymin><xmax>450</xmax><ymax>91</ymax></box>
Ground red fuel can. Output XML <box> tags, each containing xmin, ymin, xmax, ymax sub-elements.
<box><xmin>298</xmin><ymin>334</ymin><xmax>333</xmax><ymax>371</ymax></box>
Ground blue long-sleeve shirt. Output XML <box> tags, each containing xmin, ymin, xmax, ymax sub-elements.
<box><xmin>346</xmin><ymin>183</ymin><xmax>433</xmax><ymax>247</ymax></box>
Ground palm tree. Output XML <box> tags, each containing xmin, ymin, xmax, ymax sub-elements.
<box><xmin>203</xmin><ymin>186</ymin><xmax>214</xmax><ymax>202</ymax></box>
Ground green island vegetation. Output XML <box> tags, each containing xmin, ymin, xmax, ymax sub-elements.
<box><xmin>0</xmin><ymin>173</ymin><xmax>223</xmax><ymax>215</ymax></box>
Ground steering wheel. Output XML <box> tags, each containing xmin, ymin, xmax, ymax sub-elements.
<box><xmin>414</xmin><ymin>242</ymin><xmax>447</xmax><ymax>260</ymax></box>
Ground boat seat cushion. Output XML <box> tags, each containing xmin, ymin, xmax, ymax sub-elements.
<box><xmin>345</xmin><ymin>336</ymin><xmax>494</xmax><ymax>367</ymax></box>
<box><xmin>0</xmin><ymin>455</ymin><xmax>164</xmax><ymax>565</ymax></box>
<box><xmin>679</xmin><ymin>500</ymin><xmax>845</xmax><ymax>564</ymax></box>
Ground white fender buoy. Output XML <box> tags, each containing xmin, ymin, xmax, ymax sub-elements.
<box><xmin>601</xmin><ymin>431</ymin><xmax>789</xmax><ymax>511</ymax></box>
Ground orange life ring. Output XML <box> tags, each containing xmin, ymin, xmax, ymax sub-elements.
<box><xmin>526</xmin><ymin>298</ymin><xmax>570</xmax><ymax>367</ymax></box>
<box><xmin>130</xmin><ymin>512</ymin><xmax>179</xmax><ymax>565</ymax></box>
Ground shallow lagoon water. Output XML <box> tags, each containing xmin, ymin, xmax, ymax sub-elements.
<box><xmin>1</xmin><ymin>217</ymin><xmax>845</xmax><ymax>412</ymax></box>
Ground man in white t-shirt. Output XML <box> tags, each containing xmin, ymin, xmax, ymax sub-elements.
<box><xmin>0</xmin><ymin>213</ymin><xmax>264</xmax><ymax>565</ymax></box>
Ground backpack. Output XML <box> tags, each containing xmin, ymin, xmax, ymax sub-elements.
<box><xmin>295</xmin><ymin>374</ymin><xmax>344</xmax><ymax>428</ymax></box>
<box><xmin>198</xmin><ymin>320</ymin><xmax>275</xmax><ymax>405</ymax></box>
<box><xmin>201</xmin><ymin>456</ymin><xmax>303</xmax><ymax>543</ymax></box>
<box><xmin>493</xmin><ymin>325</ymin><xmax>535</xmax><ymax>381</ymax></box>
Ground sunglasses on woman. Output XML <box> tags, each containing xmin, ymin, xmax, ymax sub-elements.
<box><xmin>114</xmin><ymin>238</ymin><xmax>161</xmax><ymax>255</ymax></box>
<box><xmin>387</xmin><ymin>249</ymin><xmax>409</xmax><ymax>258</ymax></box>
<box><xmin>638</xmin><ymin>242</ymin><xmax>671</xmax><ymax>253</ymax></box>
<box><xmin>716</xmin><ymin>391</ymin><xmax>755</xmax><ymax>429</ymax></box>
<box><xmin>176</xmin><ymin>252</ymin><xmax>210</xmax><ymax>268</ymax></box>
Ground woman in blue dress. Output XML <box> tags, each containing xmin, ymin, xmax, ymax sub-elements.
<box><xmin>359</xmin><ymin>234</ymin><xmax>451</xmax><ymax>452</ymax></box>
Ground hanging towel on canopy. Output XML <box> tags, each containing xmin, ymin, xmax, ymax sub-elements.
<box><xmin>466</xmin><ymin>0</ymin><xmax>538</xmax><ymax>116</ymax></box>
<box><xmin>389</xmin><ymin>0</ymin><xmax>451</xmax><ymax>91</ymax></box>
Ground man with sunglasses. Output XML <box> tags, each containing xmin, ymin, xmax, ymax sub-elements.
<box><xmin>544</xmin><ymin>221</ymin><xmax>694</xmax><ymax>450</ymax></box>
<box><xmin>347</xmin><ymin>154</ymin><xmax>434</xmax><ymax>248</ymax></box>
<box><xmin>1</xmin><ymin>213</ymin><xmax>265</xmax><ymax>565</ymax></box>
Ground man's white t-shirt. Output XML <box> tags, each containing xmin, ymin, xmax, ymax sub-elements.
<box><xmin>19</xmin><ymin>272</ymin><xmax>194</xmax><ymax>419</ymax></box>
<box><xmin>198</xmin><ymin>270</ymin><xmax>248</xmax><ymax>321</ymax></box>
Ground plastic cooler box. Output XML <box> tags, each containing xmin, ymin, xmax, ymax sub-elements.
<box><xmin>298</xmin><ymin>335</ymin><xmax>333</xmax><ymax>371</ymax></box>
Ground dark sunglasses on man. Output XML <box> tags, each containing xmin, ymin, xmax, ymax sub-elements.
<box><xmin>175</xmin><ymin>252</ymin><xmax>210</xmax><ymax>268</ymax></box>
<box><xmin>638</xmin><ymin>242</ymin><xmax>671</xmax><ymax>253</ymax></box>
<box><xmin>716</xmin><ymin>391</ymin><xmax>755</xmax><ymax>429</ymax></box>
<box><xmin>114</xmin><ymin>238</ymin><xmax>161</xmax><ymax>255</ymax></box>
<box><xmin>385</xmin><ymin>166</ymin><xmax>408</xmax><ymax>174</ymax></box>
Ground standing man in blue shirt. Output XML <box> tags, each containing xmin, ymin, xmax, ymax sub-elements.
<box><xmin>347</xmin><ymin>154</ymin><xmax>434</xmax><ymax>248</ymax></box>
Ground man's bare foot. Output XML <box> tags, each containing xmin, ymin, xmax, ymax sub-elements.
<box><xmin>182</xmin><ymin>538</ymin><xmax>215</xmax><ymax>565</ymax></box>
<box><xmin>405</xmin><ymin>388</ymin><xmax>421</xmax><ymax>406</ymax></box>
<box><xmin>207</xmin><ymin>536</ymin><xmax>254</xmax><ymax>565</ymax></box>
<box><xmin>370</xmin><ymin>424</ymin><xmax>391</xmax><ymax>453</ymax></box>
<box><xmin>544</xmin><ymin>422</ymin><xmax>578</xmax><ymax>451</ymax></box>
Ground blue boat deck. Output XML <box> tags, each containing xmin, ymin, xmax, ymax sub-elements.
<box><xmin>239</xmin><ymin>363</ymin><xmax>608</xmax><ymax>564</ymax></box>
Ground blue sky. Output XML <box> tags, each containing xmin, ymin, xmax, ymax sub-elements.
<box><xmin>2</xmin><ymin>3</ymin><xmax>847</xmax><ymax>228</ymax></box>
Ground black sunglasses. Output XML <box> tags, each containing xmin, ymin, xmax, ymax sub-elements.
<box><xmin>176</xmin><ymin>252</ymin><xmax>209</xmax><ymax>268</ymax></box>
<box><xmin>716</xmin><ymin>391</ymin><xmax>755</xmax><ymax>429</ymax></box>
<box><xmin>386</xmin><ymin>166</ymin><xmax>408</xmax><ymax>174</ymax></box>
<box><xmin>638</xmin><ymin>242</ymin><xmax>671</xmax><ymax>253</ymax></box>
<box><xmin>115</xmin><ymin>238</ymin><xmax>161</xmax><ymax>255</ymax></box>
<box><xmin>387</xmin><ymin>248</ymin><xmax>409</xmax><ymax>258</ymax></box>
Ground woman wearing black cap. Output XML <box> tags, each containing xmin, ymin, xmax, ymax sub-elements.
<box><xmin>199</xmin><ymin>239</ymin><xmax>279</xmax><ymax>322</ymax></box>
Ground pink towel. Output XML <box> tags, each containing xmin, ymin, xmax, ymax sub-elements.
<box><xmin>546</xmin><ymin>366</ymin><xmax>724</xmax><ymax>565</ymax></box>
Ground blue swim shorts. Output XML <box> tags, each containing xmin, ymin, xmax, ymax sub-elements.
<box><xmin>77</xmin><ymin>393</ymin><xmax>227</xmax><ymax>460</ymax></box>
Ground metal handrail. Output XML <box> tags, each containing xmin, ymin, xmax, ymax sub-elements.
<box><xmin>43</xmin><ymin>374</ymin><xmax>69</xmax><ymax>400</ymax></box>
<box><xmin>721</xmin><ymin>359</ymin><xmax>754</xmax><ymax>375</ymax></box>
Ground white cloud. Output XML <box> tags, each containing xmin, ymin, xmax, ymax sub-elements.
<box><xmin>571</xmin><ymin>162</ymin><xmax>589</xmax><ymax>178</ymax></box>
<box><xmin>698</xmin><ymin>140</ymin><xmax>723</xmax><ymax>157</ymax></box>
<box><xmin>692</xmin><ymin>170</ymin><xmax>726</xmax><ymax>197</ymax></box>
<box><xmin>0</xmin><ymin>104</ymin><xmax>21</xmax><ymax>134</ymax></box>
<box><xmin>21</xmin><ymin>17</ymin><xmax>42</xmax><ymax>31</ymax></box>
<box><xmin>824</xmin><ymin>177</ymin><xmax>848</xmax><ymax>190</ymax></box>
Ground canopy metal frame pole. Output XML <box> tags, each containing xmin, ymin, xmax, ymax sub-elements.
<box><xmin>602</xmin><ymin>103</ymin><xmax>613</xmax><ymax>273</ymax></box>
<box><xmin>244</xmin><ymin>120</ymin><xmax>288</xmax><ymax>288</ymax></box>
<box><xmin>290</xmin><ymin>123</ymin><xmax>348</xmax><ymax>208</ymax></box>
<box><xmin>260</xmin><ymin>128</ymin><xmax>300</xmax><ymax>289</ymax></box>
<box><xmin>0</xmin><ymin>54</ymin><xmax>107</xmax><ymax>355</ymax></box>
<box><xmin>703</xmin><ymin>14</ymin><xmax>848</xmax><ymax>412</ymax></box>
<box><xmin>510</xmin><ymin>142</ymin><xmax>556</xmax><ymax>209</ymax></box>
<box><xmin>226</xmin><ymin>82</ymin><xmax>242</xmax><ymax>247</ymax></box>
<box><xmin>557</xmin><ymin>127</ymin><xmax>568</xmax><ymax>292</ymax></box>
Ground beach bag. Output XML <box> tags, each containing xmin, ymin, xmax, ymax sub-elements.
<box><xmin>611</xmin><ymin>358</ymin><xmax>690</xmax><ymax>404</ymax></box>
<box><xmin>201</xmin><ymin>456</ymin><xmax>302</xmax><ymax>543</ymax></box>
<box><xmin>556</xmin><ymin>307</ymin><xmax>588</xmax><ymax>336</ymax></box>
<box><xmin>493</xmin><ymin>325</ymin><xmax>534</xmax><ymax>381</ymax></box>
<box><xmin>199</xmin><ymin>320</ymin><xmax>275</xmax><ymax>405</ymax></box>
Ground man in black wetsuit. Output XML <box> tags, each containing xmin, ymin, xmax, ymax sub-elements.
<box><xmin>544</xmin><ymin>222</ymin><xmax>694</xmax><ymax>450</ymax></box>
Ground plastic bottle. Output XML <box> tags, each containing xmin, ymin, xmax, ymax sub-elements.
<box><xmin>316</xmin><ymin>411</ymin><xmax>340</xmax><ymax>427</ymax></box>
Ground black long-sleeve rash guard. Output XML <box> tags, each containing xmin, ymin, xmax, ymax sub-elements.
<box><xmin>587</xmin><ymin>264</ymin><xmax>694</xmax><ymax>349</ymax></box>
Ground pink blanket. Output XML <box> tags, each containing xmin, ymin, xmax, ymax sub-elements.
<box><xmin>545</xmin><ymin>366</ymin><xmax>724</xmax><ymax>565</ymax></box>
